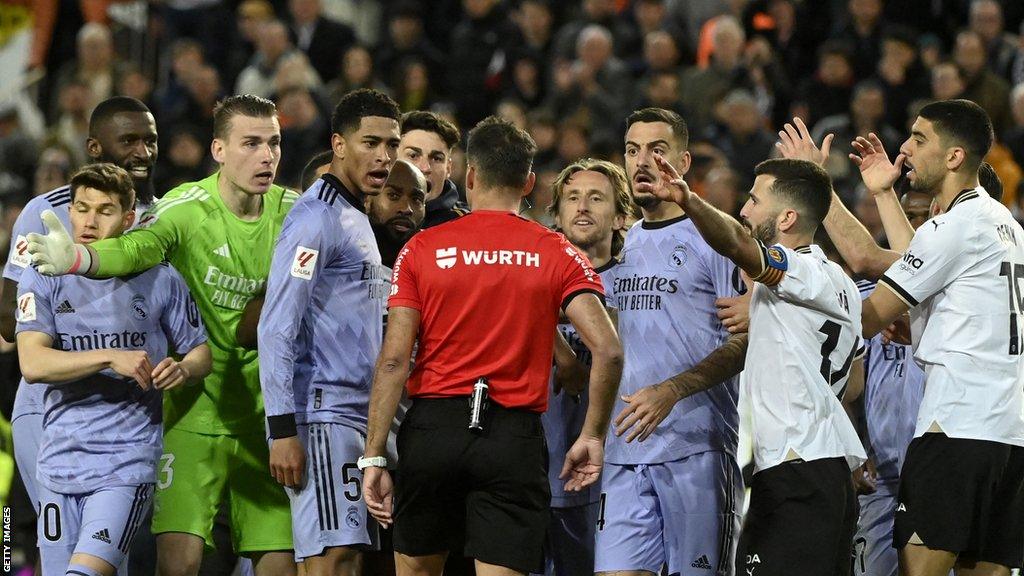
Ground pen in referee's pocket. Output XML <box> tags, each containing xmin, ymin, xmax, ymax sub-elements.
<box><xmin>469</xmin><ymin>377</ymin><xmax>489</xmax><ymax>431</ymax></box>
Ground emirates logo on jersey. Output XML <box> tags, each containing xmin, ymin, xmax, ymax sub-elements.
<box><xmin>435</xmin><ymin>247</ymin><xmax>457</xmax><ymax>269</ymax></box>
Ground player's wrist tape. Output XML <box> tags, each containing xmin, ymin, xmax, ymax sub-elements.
<box><xmin>357</xmin><ymin>455</ymin><xmax>388</xmax><ymax>470</ymax></box>
<box><xmin>69</xmin><ymin>244</ymin><xmax>92</xmax><ymax>275</ymax></box>
<box><xmin>267</xmin><ymin>413</ymin><xmax>298</xmax><ymax>438</ymax></box>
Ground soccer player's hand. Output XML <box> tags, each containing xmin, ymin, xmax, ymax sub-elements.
<box><xmin>881</xmin><ymin>313</ymin><xmax>912</xmax><ymax>345</ymax></box>
<box><xmin>716</xmin><ymin>290</ymin><xmax>752</xmax><ymax>334</ymax></box>
<box><xmin>270</xmin><ymin>436</ymin><xmax>306</xmax><ymax>488</ymax></box>
<box><xmin>108</xmin><ymin>350</ymin><xmax>154</xmax><ymax>389</ymax></box>
<box><xmin>151</xmin><ymin>357</ymin><xmax>190</xmax><ymax>391</ymax></box>
<box><xmin>561</xmin><ymin>434</ymin><xmax>603</xmax><ymax>491</ymax></box>
<box><xmin>363</xmin><ymin>466</ymin><xmax>394</xmax><ymax>527</ymax></box>
<box><xmin>614</xmin><ymin>383</ymin><xmax>679</xmax><ymax>443</ymax></box>
<box><xmin>852</xmin><ymin>458</ymin><xmax>877</xmax><ymax>495</ymax></box>
<box><xmin>850</xmin><ymin>132</ymin><xmax>906</xmax><ymax>195</ymax></box>
<box><xmin>26</xmin><ymin>210</ymin><xmax>92</xmax><ymax>276</ymax></box>
<box><xmin>651</xmin><ymin>154</ymin><xmax>696</xmax><ymax>207</ymax></box>
<box><xmin>776</xmin><ymin>117</ymin><xmax>833</xmax><ymax>167</ymax></box>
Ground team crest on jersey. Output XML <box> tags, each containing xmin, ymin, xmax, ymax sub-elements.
<box><xmin>767</xmin><ymin>247</ymin><xmax>786</xmax><ymax>266</ymax></box>
<box><xmin>131</xmin><ymin>295</ymin><xmax>148</xmax><ymax>320</ymax></box>
<box><xmin>435</xmin><ymin>247</ymin><xmax>457</xmax><ymax>269</ymax></box>
<box><xmin>16</xmin><ymin>292</ymin><xmax>35</xmax><ymax>323</ymax></box>
<box><xmin>291</xmin><ymin>246</ymin><xmax>319</xmax><ymax>280</ymax></box>
<box><xmin>346</xmin><ymin>506</ymin><xmax>361</xmax><ymax>528</ymax></box>
<box><xmin>10</xmin><ymin>235</ymin><xmax>30</xmax><ymax>268</ymax></box>
<box><xmin>668</xmin><ymin>244</ymin><xmax>687</xmax><ymax>268</ymax></box>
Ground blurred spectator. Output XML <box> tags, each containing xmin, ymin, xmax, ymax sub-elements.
<box><xmin>703</xmin><ymin>166</ymin><xmax>742</xmax><ymax>215</ymax></box>
<box><xmin>513</xmin><ymin>0</ymin><xmax>556</xmax><ymax>58</ymax></box>
<box><xmin>641</xmin><ymin>30</ymin><xmax>682</xmax><ymax>77</ymax></box>
<box><xmin>272</xmin><ymin>52</ymin><xmax>323</xmax><ymax>99</ymax></box>
<box><xmin>166</xmin><ymin>65</ymin><xmax>222</xmax><ymax>147</ymax></box>
<box><xmin>319</xmin><ymin>0</ymin><xmax>383</xmax><ymax>46</ymax></box>
<box><xmin>986</xmin><ymin>141</ymin><xmax>1022</xmax><ymax>207</ymax></box>
<box><xmin>793</xmin><ymin>40</ymin><xmax>855</xmax><ymax>127</ymax></box>
<box><xmin>276</xmin><ymin>87</ymin><xmax>330</xmax><ymax>188</ymax></box>
<box><xmin>931</xmin><ymin>60</ymin><xmax>967</xmax><ymax>100</ymax></box>
<box><xmin>812</xmin><ymin>80</ymin><xmax>901</xmax><ymax>201</ymax></box>
<box><xmin>875</xmin><ymin>26</ymin><xmax>930</xmax><ymax>130</ymax></box>
<box><xmin>33</xmin><ymin>142</ymin><xmax>75</xmax><ymax>197</ymax></box>
<box><xmin>556</xmin><ymin>119</ymin><xmax>591</xmax><ymax>168</ymax></box>
<box><xmin>0</xmin><ymin>103</ymin><xmax>42</xmax><ymax>196</ymax></box>
<box><xmin>553</xmin><ymin>0</ymin><xmax>639</xmax><ymax>60</ymax></box>
<box><xmin>118</xmin><ymin>66</ymin><xmax>155</xmax><ymax>112</ymax></box>
<box><xmin>447</xmin><ymin>0</ymin><xmax>522</xmax><ymax>128</ymax></box>
<box><xmin>51</xmin><ymin>23</ymin><xmax>124</xmax><ymax>119</ymax></box>
<box><xmin>747</xmin><ymin>0</ymin><xmax>823</xmax><ymax>83</ymax></box>
<box><xmin>496</xmin><ymin>99</ymin><xmax>529</xmax><ymax>130</ymax></box>
<box><xmin>634</xmin><ymin>70</ymin><xmax>687</xmax><ymax>119</ymax></box>
<box><xmin>706</xmin><ymin>89</ymin><xmax>775</xmax><ymax>188</ymax></box>
<box><xmin>854</xmin><ymin>186</ymin><xmax>885</xmax><ymax>241</ymax></box>
<box><xmin>506</xmin><ymin>54</ymin><xmax>547</xmax><ymax>109</ymax></box>
<box><xmin>157</xmin><ymin>39</ymin><xmax>206</xmax><ymax>120</ymax></box>
<box><xmin>831</xmin><ymin>0</ymin><xmax>884</xmax><ymax>80</ymax></box>
<box><xmin>527</xmin><ymin>110</ymin><xmax>559</xmax><ymax>170</ymax></box>
<box><xmin>970</xmin><ymin>0</ymin><xmax>1018</xmax><ymax>80</ymax></box>
<box><xmin>325</xmin><ymin>45</ymin><xmax>390</xmax><ymax>105</ymax></box>
<box><xmin>225</xmin><ymin>0</ymin><xmax>276</xmax><ymax>87</ymax></box>
<box><xmin>920</xmin><ymin>33</ymin><xmax>944</xmax><ymax>69</ymax></box>
<box><xmin>666</xmin><ymin>0</ymin><xmax>731</xmax><ymax>56</ymax></box>
<box><xmin>955</xmin><ymin>29</ymin><xmax>1012</xmax><ymax>136</ymax></box>
<box><xmin>548</xmin><ymin>25</ymin><xmax>631</xmax><ymax>149</ymax></box>
<box><xmin>393</xmin><ymin>58</ymin><xmax>437</xmax><ymax>112</ymax></box>
<box><xmin>288</xmin><ymin>0</ymin><xmax>356</xmax><ymax>84</ymax></box>
<box><xmin>159</xmin><ymin>0</ymin><xmax>234</xmax><ymax>71</ymax></box>
<box><xmin>680</xmin><ymin>16</ymin><xmax>753</xmax><ymax>135</ymax></box>
<box><xmin>50</xmin><ymin>79</ymin><xmax>93</xmax><ymax>166</ymax></box>
<box><xmin>1005</xmin><ymin>84</ymin><xmax>1024</xmax><ymax>165</ymax></box>
<box><xmin>154</xmin><ymin>126</ymin><xmax>211</xmax><ymax>195</ymax></box>
<box><xmin>375</xmin><ymin>3</ymin><xmax>446</xmax><ymax>87</ymax></box>
<box><xmin>686</xmin><ymin>140</ymin><xmax>729</xmax><ymax>196</ymax></box>
<box><xmin>235</xmin><ymin>20</ymin><xmax>295</xmax><ymax>99</ymax></box>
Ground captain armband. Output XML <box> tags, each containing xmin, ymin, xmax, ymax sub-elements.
<box><xmin>752</xmin><ymin>241</ymin><xmax>788</xmax><ymax>286</ymax></box>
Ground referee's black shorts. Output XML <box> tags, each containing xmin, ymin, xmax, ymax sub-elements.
<box><xmin>392</xmin><ymin>397</ymin><xmax>551</xmax><ymax>573</ymax></box>
<box><xmin>738</xmin><ymin>457</ymin><xmax>858</xmax><ymax>576</ymax></box>
<box><xmin>894</xmin><ymin>433</ymin><xmax>1024</xmax><ymax>568</ymax></box>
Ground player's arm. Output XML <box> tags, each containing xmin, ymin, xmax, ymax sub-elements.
<box><xmin>0</xmin><ymin>278</ymin><xmax>17</xmax><ymax>343</ymax></box>
<box><xmin>862</xmin><ymin>284</ymin><xmax>910</xmax><ymax>339</ymax></box>
<box><xmin>363</xmin><ymin>305</ymin><xmax>419</xmax><ymax>527</ymax></box>
<box><xmin>873</xmin><ymin>188</ymin><xmax>915</xmax><ymax>253</ymax></box>
<box><xmin>841</xmin><ymin>359</ymin><xmax>876</xmax><ymax>494</ymax></box>
<box><xmin>258</xmin><ymin>209</ymin><xmax>325</xmax><ymax>487</ymax></box>
<box><xmin>775</xmin><ymin>119</ymin><xmax>902</xmax><ymax>277</ymax></box>
<box><xmin>563</xmin><ymin>291</ymin><xmax>623</xmax><ymax>491</ymax></box>
<box><xmin>154</xmin><ymin>271</ymin><xmax>212</xmax><ymax>391</ymax></box>
<box><xmin>235</xmin><ymin>294</ymin><xmax>264</xmax><ymax>350</ymax></box>
<box><xmin>614</xmin><ymin>333</ymin><xmax>748</xmax><ymax>443</ymax></box>
<box><xmin>17</xmin><ymin>331</ymin><xmax>154</xmax><ymax>389</ymax></box>
<box><xmin>26</xmin><ymin>205</ymin><xmax>181</xmax><ymax>278</ymax></box>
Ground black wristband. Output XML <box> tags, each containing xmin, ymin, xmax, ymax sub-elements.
<box><xmin>268</xmin><ymin>413</ymin><xmax>298</xmax><ymax>439</ymax></box>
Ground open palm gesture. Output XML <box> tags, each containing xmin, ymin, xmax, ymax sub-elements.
<box><xmin>850</xmin><ymin>133</ymin><xmax>906</xmax><ymax>195</ymax></box>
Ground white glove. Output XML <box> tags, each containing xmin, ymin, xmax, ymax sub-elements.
<box><xmin>25</xmin><ymin>210</ymin><xmax>92</xmax><ymax>276</ymax></box>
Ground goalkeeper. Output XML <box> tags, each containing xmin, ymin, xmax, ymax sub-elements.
<box><xmin>25</xmin><ymin>95</ymin><xmax>298</xmax><ymax>576</ymax></box>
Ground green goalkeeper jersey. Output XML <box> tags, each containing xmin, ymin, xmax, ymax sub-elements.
<box><xmin>90</xmin><ymin>173</ymin><xmax>299</xmax><ymax>434</ymax></box>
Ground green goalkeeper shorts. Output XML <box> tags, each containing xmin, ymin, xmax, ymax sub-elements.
<box><xmin>152</xmin><ymin>427</ymin><xmax>293</xmax><ymax>553</ymax></box>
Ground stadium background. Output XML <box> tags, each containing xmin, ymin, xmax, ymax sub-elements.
<box><xmin>1</xmin><ymin>0</ymin><xmax>1024</xmax><ymax>572</ymax></box>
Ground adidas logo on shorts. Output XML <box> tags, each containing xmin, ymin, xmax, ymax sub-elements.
<box><xmin>55</xmin><ymin>300</ymin><xmax>75</xmax><ymax>314</ymax></box>
<box><xmin>691</xmin><ymin>554</ymin><xmax>712</xmax><ymax>570</ymax></box>
<box><xmin>92</xmin><ymin>528</ymin><xmax>111</xmax><ymax>543</ymax></box>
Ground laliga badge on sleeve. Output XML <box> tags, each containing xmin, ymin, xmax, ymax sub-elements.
<box><xmin>291</xmin><ymin>246</ymin><xmax>319</xmax><ymax>280</ymax></box>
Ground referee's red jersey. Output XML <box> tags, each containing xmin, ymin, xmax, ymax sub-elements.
<box><xmin>388</xmin><ymin>210</ymin><xmax>604</xmax><ymax>412</ymax></box>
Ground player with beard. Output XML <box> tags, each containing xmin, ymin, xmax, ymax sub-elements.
<box><xmin>25</xmin><ymin>94</ymin><xmax>299</xmax><ymax>576</ymax></box>
<box><xmin>257</xmin><ymin>89</ymin><xmax>402</xmax><ymax>576</ymax></box>
<box><xmin>542</xmin><ymin>158</ymin><xmax>633</xmax><ymax>576</ymax></box>
<box><xmin>595</xmin><ymin>108</ymin><xmax>748</xmax><ymax>576</ymax></box>
<box><xmin>398</xmin><ymin>111</ymin><xmax>468</xmax><ymax>228</ymax></box>
<box><xmin>650</xmin><ymin>156</ymin><xmax>866</xmax><ymax>576</ymax></box>
<box><xmin>2</xmin><ymin>96</ymin><xmax>159</xmax><ymax>573</ymax></box>
<box><xmin>781</xmin><ymin>101</ymin><xmax>1024</xmax><ymax>576</ymax></box>
<box><xmin>367</xmin><ymin>160</ymin><xmax>427</xmax><ymax>267</ymax></box>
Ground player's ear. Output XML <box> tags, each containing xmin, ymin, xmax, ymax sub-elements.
<box><xmin>211</xmin><ymin>138</ymin><xmax>225</xmax><ymax>164</ymax></box>
<box><xmin>522</xmin><ymin>172</ymin><xmax>536</xmax><ymax>198</ymax></box>
<box><xmin>675</xmin><ymin>150</ymin><xmax>692</xmax><ymax>176</ymax></box>
<box><xmin>946</xmin><ymin>146</ymin><xmax>966</xmax><ymax>172</ymax></box>
<box><xmin>466</xmin><ymin>165</ymin><xmax>476</xmax><ymax>192</ymax></box>
<box><xmin>122</xmin><ymin>208</ymin><xmax>136</xmax><ymax>231</ymax></box>
<box><xmin>86</xmin><ymin>137</ymin><xmax>102</xmax><ymax>161</ymax></box>
<box><xmin>778</xmin><ymin>208</ymin><xmax>799</xmax><ymax>233</ymax></box>
<box><xmin>332</xmin><ymin>132</ymin><xmax>346</xmax><ymax>161</ymax></box>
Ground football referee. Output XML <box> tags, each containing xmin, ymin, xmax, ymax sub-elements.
<box><xmin>360</xmin><ymin>116</ymin><xmax>623</xmax><ymax>576</ymax></box>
